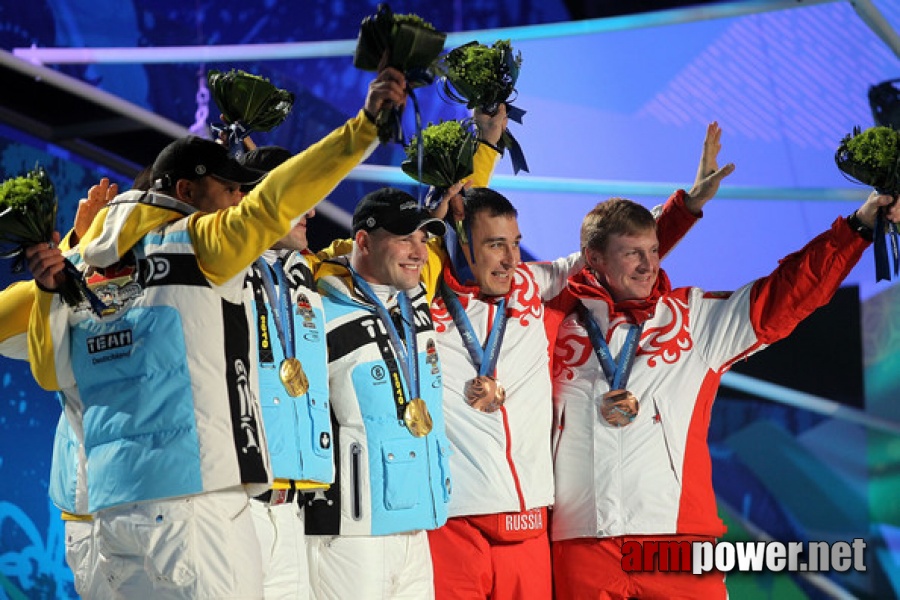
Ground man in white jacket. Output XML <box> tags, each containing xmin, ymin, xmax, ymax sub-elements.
<box><xmin>22</xmin><ymin>70</ymin><xmax>405</xmax><ymax>600</ymax></box>
<box><xmin>428</xmin><ymin>122</ymin><xmax>735</xmax><ymax>599</ymax></box>
<box><xmin>550</xmin><ymin>190</ymin><xmax>899</xmax><ymax>599</ymax></box>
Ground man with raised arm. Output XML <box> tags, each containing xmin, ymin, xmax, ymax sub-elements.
<box><xmin>550</xmin><ymin>183</ymin><xmax>899</xmax><ymax>598</ymax></box>
<box><xmin>22</xmin><ymin>68</ymin><xmax>406</xmax><ymax>600</ymax></box>
<box><xmin>427</xmin><ymin>123</ymin><xmax>735</xmax><ymax>599</ymax></box>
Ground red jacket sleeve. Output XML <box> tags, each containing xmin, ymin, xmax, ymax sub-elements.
<box><xmin>656</xmin><ymin>190</ymin><xmax>699</xmax><ymax>259</ymax></box>
<box><xmin>749</xmin><ymin>216</ymin><xmax>869</xmax><ymax>345</ymax></box>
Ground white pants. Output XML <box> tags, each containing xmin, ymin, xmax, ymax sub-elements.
<box><xmin>250</xmin><ymin>497</ymin><xmax>310</xmax><ymax>600</ymax></box>
<box><xmin>307</xmin><ymin>530</ymin><xmax>434</xmax><ymax>600</ymax></box>
<box><xmin>65</xmin><ymin>519</ymin><xmax>113</xmax><ymax>600</ymax></box>
<box><xmin>93</xmin><ymin>487</ymin><xmax>263</xmax><ymax>599</ymax></box>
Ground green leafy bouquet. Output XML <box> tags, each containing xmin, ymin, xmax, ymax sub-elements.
<box><xmin>835</xmin><ymin>126</ymin><xmax>900</xmax><ymax>193</ymax></box>
<box><xmin>353</xmin><ymin>4</ymin><xmax>447</xmax><ymax>144</ymax></box>
<box><xmin>207</xmin><ymin>69</ymin><xmax>295</xmax><ymax>157</ymax></box>
<box><xmin>401</xmin><ymin>119</ymin><xmax>478</xmax><ymax>210</ymax></box>
<box><xmin>835</xmin><ymin>125</ymin><xmax>900</xmax><ymax>280</ymax></box>
<box><xmin>437</xmin><ymin>40</ymin><xmax>529</xmax><ymax>173</ymax></box>
<box><xmin>0</xmin><ymin>167</ymin><xmax>98</xmax><ymax>308</ymax></box>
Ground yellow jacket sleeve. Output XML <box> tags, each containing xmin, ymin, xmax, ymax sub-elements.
<box><xmin>422</xmin><ymin>237</ymin><xmax>448</xmax><ymax>303</ymax></box>
<box><xmin>0</xmin><ymin>281</ymin><xmax>35</xmax><ymax>348</ymax></box>
<box><xmin>19</xmin><ymin>229</ymin><xmax>76</xmax><ymax>380</ymax></box>
<box><xmin>28</xmin><ymin>288</ymin><xmax>60</xmax><ymax>390</ymax></box>
<box><xmin>312</xmin><ymin>238</ymin><xmax>354</xmax><ymax>266</ymax></box>
<box><xmin>467</xmin><ymin>143</ymin><xmax>500</xmax><ymax>188</ymax></box>
<box><xmin>58</xmin><ymin>228</ymin><xmax>77</xmax><ymax>252</ymax></box>
<box><xmin>298</xmin><ymin>238</ymin><xmax>354</xmax><ymax>277</ymax></box>
<box><xmin>191</xmin><ymin>111</ymin><xmax>378</xmax><ymax>286</ymax></box>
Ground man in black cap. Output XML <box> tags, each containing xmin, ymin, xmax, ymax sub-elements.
<box><xmin>23</xmin><ymin>67</ymin><xmax>408</xmax><ymax>600</ymax></box>
<box><xmin>305</xmin><ymin>187</ymin><xmax>450</xmax><ymax>599</ymax></box>
<box><xmin>149</xmin><ymin>134</ymin><xmax>265</xmax><ymax>212</ymax></box>
<box><xmin>239</xmin><ymin>102</ymin><xmax>504</xmax><ymax>597</ymax></box>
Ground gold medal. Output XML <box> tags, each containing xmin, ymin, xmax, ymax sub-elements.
<box><xmin>463</xmin><ymin>375</ymin><xmax>506</xmax><ymax>413</ymax></box>
<box><xmin>279</xmin><ymin>357</ymin><xmax>310</xmax><ymax>397</ymax></box>
<box><xmin>599</xmin><ymin>390</ymin><xmax>639</xmax><ymax>427</ymax></box>
<box><xmin>403</xmin><ymin>398</ymin><xmax>433</xmax><ymax>437</ymax></box>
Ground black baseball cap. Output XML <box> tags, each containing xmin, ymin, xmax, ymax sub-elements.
<box><xmin>240</xmin><ymin>145</ymin><xmax>293</xmax><ymax>173</ymax></box>
<box><xmin>238</xmin><ymin>145</ymin><xmax>293</xmax><ymax>193</ymax></box>
<box><xmin>352</xmin><ymin>188</ymin><xmax>446</xmax><ymax>236</ymax></box>
<box><xmin>152</xmin><ymin>136</ymin><xmax>264</xmax><ymax>189</ymax></box>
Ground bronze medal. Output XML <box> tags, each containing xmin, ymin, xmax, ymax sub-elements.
<box><xmin>279</xmin><ymin>357</ymin><xmax>310</xmax><ymax>397</ymax></box>
<box><xmin>599</xmin><ymin>389</ymin><xmax>639</xmax><ymax>427</ymax></box>
<box><xmin>463</xmin><ymin>375</ymin><xmax>507</xmax><ymax>413</ymax></box>
<box><xmin>403</xmin><ymin>397</ymin><xmax>434</xmax><ymax>437</ymax></box>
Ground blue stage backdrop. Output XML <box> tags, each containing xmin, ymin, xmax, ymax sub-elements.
<box><xmin>2</xmin><ymin>0</ymin><xmax>900</xmax><ymax>598</ymax></box>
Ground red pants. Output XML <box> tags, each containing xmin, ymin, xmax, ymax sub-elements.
<box><xmin>429</xmin><ymin>516</ymin><xmax>552</xmax><ymax>599</ymax></box>
<box><xmin>553</xmin><ymin>536</ymin><xmax>727</xmax><ymax>600</ymax></box>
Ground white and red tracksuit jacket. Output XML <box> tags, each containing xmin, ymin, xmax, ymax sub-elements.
<box><xmin>430</xmin><ymin>191</ymin><xmax>701</xmax><ymax>519</ymax></box>
<box><xmin>550</xmin><ymin>216</ymin><xmax>869</xmax><ymax>541</ymax></box>
<box><xmin>430</xmin><ymin>255</ymin><xmax>581</xmax><ymax>518</ymax></box>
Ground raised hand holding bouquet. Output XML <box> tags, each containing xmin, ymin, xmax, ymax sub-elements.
<box><xmin>353</xmin><ymin>4</ymin><xmax>447</xmax><ymax>144</ymax></box>
<box><xmin>401</xmin><ymin>119</ymin><xmax>478</xmax><ymax>210</ymax></box>
<box><xmin>437</xmin><ymin>39</ymin><xmax>529</xmax><ymax>174</ymax></box>
<box><xmin>402</xmin><ymin>119</ymin><xmax>479</xmax><ymax>281</ymax></box>
<box><xmin>207</xmin><ymin>69</ymin><xmax>295</xmax><ymax>158</ymax></box>
<box><xmin>835</xmin><ymin>125</ymin><xmax>900</xmax><ymax>280</ymax></box>
<box><xmin>0</xmin><ymin>167</ymin><xmax>104</xmax><ymax>312</ymax></box>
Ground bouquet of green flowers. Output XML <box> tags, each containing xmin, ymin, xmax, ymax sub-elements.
<box><xmin>835</xmin><ymin>125</ymin><xmax>900</xmax><ymax>280</ymax></box>
<box><xmin>207</xmin><ymin>69</ymin><xmax>295</xmax><ymax>157</ymax></box>
<box><xmin>0</xmin><ymin>167</ymin><xmax>101</xmax><ymax>309</ymax></box>
<box><xmin>353</xmin><ymin>4</ymin><xmax>447</xmax><ymax>144</ymax></box>
<box><xmin>437</xmin><ymin>40</ymin><xmax>529</xmax><ymax>174</ymax></box>
<box><xmin>835</xmin><ymin>126</ymin><xmax>900</xmax><ymax>193</ymax></box>
<box><xmin>401</xmin><ymin>120</ymin><xmax>478</xmax><ymax>210</ymax></box>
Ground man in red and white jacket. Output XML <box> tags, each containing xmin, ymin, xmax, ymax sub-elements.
<box><xmin>550</xmin><ymin>189</ymin><xmax>900</xmax><ymax>599</ymax></box>
<box><xmin>429</xmin><ymin>123</ymin><xmax>735</xmax><ymax>599</ymax></box>
<box><xmin>429</xmin><ymin>187</ymin><xmax>580</xmax><ymax>599</ymax></box>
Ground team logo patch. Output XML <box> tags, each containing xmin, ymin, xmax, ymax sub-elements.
<box><xmin>426</xmin><ymin>338</ymin><xmax>440</xmax><ymax>374</ymax></box>
<box><xmin>296</xmin><ymin>293</ymin><xmax>316</xmax><ymax>328</ymax></box>
<box><xmin>86</xmin><ymin>329</ymin><xmax>133</xmax><ymax>354</ymax></box>
<box><xmin>84</xmin><ymin>252</ymin><xmax>142</xmax><ymax>316</ymax></box>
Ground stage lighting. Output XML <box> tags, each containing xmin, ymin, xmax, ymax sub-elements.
<box><xmin>869</xmin><ymin>78</ymin><xmax>900</xmax><ymax>128</ymax></box>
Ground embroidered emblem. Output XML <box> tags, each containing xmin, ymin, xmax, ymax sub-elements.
<box><xmin>553</xmin><ymin>320</ymin><xmax>592</xmax><ymax>381</ymax></box>
<box><xmin>508</xmin><ymin>267</ymin><xmax>543</xmax><ymax>326</ymax></box>
<box><xmin>638</xmin><ymin>296</ymin><xmax>693</xmax><ymax>367</ymax></box>
<box><xmin>430</xmin><ymin>295</ymin><xmax>460</xmax><ymax>333</ymax></box>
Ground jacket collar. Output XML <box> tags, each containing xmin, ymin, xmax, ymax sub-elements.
<box><xmin>567</xmin><ymin>266</ymin><xmax>671</xmax><ymax>324</ymax></box>
<box><xmin>440</xmin><ymin>262</ymin><xmax>508</xmax><ymax>304</ymax></box>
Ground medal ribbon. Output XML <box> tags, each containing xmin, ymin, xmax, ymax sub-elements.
<box><xmin>440</xmin><ymin>280</ymin><xmax>508</xmax><ymax>377</ymax></box>
<box><xmin>578</xmin><ymin>304</ymin><xmax>643</xmax><ymax>390</ymax></box>
<box><xmin>874</xmin><ymin>210</ymin><xmax>900</xmax><ymax>282</ymax></box>
<box><xmin>249</xmin><ymin>269</ymin><xmax>274</xmax><ymax>364</ymax></box>
<box><xmin>254</xmin><ymin>257</ymin><xmax>296</xmax><ymax>362</ymax></box>
<box><xmin>347</xmin><ymin>267</ymin><xmax>420</xmax><ymax>404</ymax></box>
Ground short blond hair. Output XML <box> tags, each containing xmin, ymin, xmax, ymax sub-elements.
<box><xmin>580</xmin><ymin>198</ymin><xmax>656</xmax><ymax>252</ymax></box>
